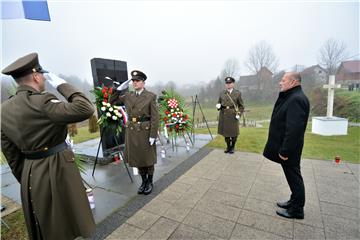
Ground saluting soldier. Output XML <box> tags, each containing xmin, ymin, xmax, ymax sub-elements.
<box><xmin>1</xmin><ymin>53</ymin><xmax>95</xmax><ymax>240</ymax></box>
<box><xmin>111</xmin><ymin>70</ymin><xmax>159</xmax><ymax>195</ymax></box>
<box><xmin>216</xmin><ymin>76</ymin><xmax>245</xmax><ymax>154</ymax></box>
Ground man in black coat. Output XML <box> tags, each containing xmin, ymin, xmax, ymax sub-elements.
<box><xmin>263</xmin><ymin>72</ymin><xmax>310</xmax><ymax>219</ymax></box>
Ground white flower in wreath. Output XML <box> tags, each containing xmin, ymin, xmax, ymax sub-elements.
<box><xmin>106</xmin><ymin>103</ymin><xmax>111</xmax><ymax>107</ymax></box>
<box><xmin>171</xmin><ymin>109</ymin><xmax>174</xmax><ymax>112</ymax></box>
<box><xmin>109</xmin><ymin>107</ymin><xmax>113</xmax><ymax>112</ymax></box>
<box><xmin>101</xmin><ymin>107</ymin><xmax>106</xmax><ymax>111</ymax></box>
<box><xmin>168</xmin><ymin>114</ymin><xmax>171</xmax><ymax>117</ymax></box>
<box><xmin>112</xmin><ymin>116</ymin><xmax>118</xmax><ymax>120</ymax></box>
<box><xmin>176</xmin><ymin>108</ymin><xmax>179</xmax><ymax>111</ymax></box>
<box><xmin>102</xmin><ymin>101</ymin><xmax>107</xmax><ymax>106</ymax></box>
<box><xmin>116</xmin><ymin>112</ymin><xmax>122</xmax><ymax>118</ymax></box>
<box><xmin>106</xmin><ymin>112</ymin><xmax>111</xmax><ymax>117</ymax></box>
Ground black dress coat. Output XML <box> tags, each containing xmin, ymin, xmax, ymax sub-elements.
<box><xmin>263</xmin><ymin>86</ymin><xmax>310</xmax><ymax>166</ymax></box>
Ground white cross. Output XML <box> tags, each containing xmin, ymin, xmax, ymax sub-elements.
<box><xmin>323</xmin><ymin>75</ymin><xmax>341</xmax><ymax>118</ymax></box>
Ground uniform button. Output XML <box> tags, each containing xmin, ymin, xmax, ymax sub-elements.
<box><xmin>29</xmin><ymin>187</ymin><xmax>31</xmax><ymax>190</ymax></box>
<box><xmin>30</xmin><ymin>174</ymin><xmax>32</xmax><ymax>177</ymax></box>
<box><xmin>33</xmin><ymin>211</ymin><xmax>35</xmax><ymax>214</ymax></box>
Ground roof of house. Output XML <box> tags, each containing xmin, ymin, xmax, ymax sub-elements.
<box><xmin>338</xmin><ymin>60</ymin><xmax>360</xmax><ymax>73</ymax></box>
<box><xmin>301</xmin><ymin>65</ymin><xmax>325</xmax><ymax>75</ymax></box>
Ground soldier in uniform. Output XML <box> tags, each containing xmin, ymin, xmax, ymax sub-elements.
<box><xmin>216</xmin><ymin>76</ymin><xmax>245</xmax><ymax>154</ymax></box>
<box><xmin>1</xmin><ymin>53</ymin><xmax>96</xmax><ymax>240</ymax></box>
<box><xmin>111</xmin><ymin>70</ymin><xmax>159</xmax><ymax>195</ymax></box>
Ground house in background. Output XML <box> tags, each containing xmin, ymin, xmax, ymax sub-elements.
<box><xmin>301</xmin><ymin>65</ymin><xmax>326</xmax><ymax>83</ymax></box>
<box><xmin>336</xmin><ymin>60</ymin><xmax>360</xmax><ymax>90</ymax></box>
<box><xmin>239</xmin><ymin>67</ymin><xmax>273</xmax><ymax>91</ymax></box>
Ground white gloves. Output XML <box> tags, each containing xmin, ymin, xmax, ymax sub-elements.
<box><xmin>65</xmin><ymin>134</ymin><xmax>74</xmax><ymax>149</ymax></box>
<box><xmin>117</xmin><ymin>79</ymin><xmax>131</xmax><ymax>91</ymax></box>
<box><xmin>149</xmin><ymin>137</ymin><xmax>156</xmax><ymax>145</ymax></box>
<box><xmin>44</xmin><ymin>72</ymin><xmax>66</xmax><ymax>89</ymax></box>
<box><xmin>216</xmin><ymin>103</ymin><xmax>221</xmax><ymax>110</ymax></box>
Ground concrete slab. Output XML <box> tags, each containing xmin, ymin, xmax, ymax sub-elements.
<box><xmin>0</xmin><ymin>194</ymin><xmax>21</xmax><ymax>217</ymax></box>
<box><xmin>96</xmin><ymin>149</ymin><xmax>360</xmax><ymax>240</ymax></box>
<box><xmin>194</xmin><ymin>197</ymin><xmax>241</xmax><ymax>222</ymax></box>
<box><xmin>230</xmin><ymin>223</ymin><xmax>286</xmax><ymax>240</ymax></box>
<box><xmin>3</xmin><ymin>146</ymin><xmax>360</xmax><ymax>240</ymax></box>
<box><xmin>293</xmin><ymin>223</ymin><xmax>325</xmax><ymax>240</ymax></box>
<box><xmin>1</xmin><ymin>182</ymin><xmax>21</xmax><ymax>204</ymax></box>
<box><xmin>125</xmin><ymin>209</ymin><xmax>160</xmax><ymax>230</ymax></box>
<box><xmin>323</xmin><ymin>214</ymin><xmax>360</xmax><ymax>239</ymax></box>
<box><xmin>104</xmin><ymin>223</ymin><xmax>145</xmax><ymax>240</ymax></box>
<box><xmin>1</xmin><ymin>171</ymin><xmax>18</xmax><ymax>188</ymax></box>
<box><xmin>138</xmin><ymin>217</ymin><xmax>179</xmax><ymax>240</ymax></box>
<box><xmin>1</xmin><ymin>134</ymin><xmax>213</xmax><ymax>228</ymax></box>
<box><xmin>168</xmin><ymin>224</ymin><xmax>210</xmax><ymax>240</ymax></box>
<box><xmin>90</xmin><ymin>188</ymin><xmax>129</xmax><ymax>223</ymax></box>
<box><xmin>183</xmin><ymin>210</ymin><xmax>236</xmax><ymax>239</ymax></box>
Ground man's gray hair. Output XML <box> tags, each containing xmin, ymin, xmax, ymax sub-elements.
<box><xmin>289</xmin><ymin>72</ymin><xmax>302</xmax><ymax>82</ymax></box>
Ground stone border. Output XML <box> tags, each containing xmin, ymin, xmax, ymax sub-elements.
<box><xmin>92</xmin><ymin>147</ymin><xmax>213</xmax><ymax>240</ymax></box>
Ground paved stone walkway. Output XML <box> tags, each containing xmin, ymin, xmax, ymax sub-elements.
<box><xmin>104</xmin><ymin>149</ymin><xmax>359</xmax><ymax>240</ymax></box>
<box><xmin>1</xmin><ymin>195</ymin><xmax>21</xmax><ymax>218</ymax></box>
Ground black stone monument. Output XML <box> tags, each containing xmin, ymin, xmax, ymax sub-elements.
<box><xmin>90</xmin><ymin>58</ymin><xmax>128</xmax><ymax>157</ymax></box>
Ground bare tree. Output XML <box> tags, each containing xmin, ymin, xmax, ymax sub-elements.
<box><xmin>220</xmin><ymin>58</ymin><xmax>240</xmax><ymax>80</ymax></box>
<box><xmin>245</xmin><ymin>41</ymin><xmax>279</xmax><ymax>89</ymax></box>
<box><xmin>318</xmin><ymin>38</ymin><xmax>348</xmax><ymax>75</ymax></box>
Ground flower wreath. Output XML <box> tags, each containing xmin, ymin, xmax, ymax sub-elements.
<box><xmin>159</xmin><ymin>89</ymin><xmax>192</xmax><ymax>136</ymax></box>
<box><xmin>91</xmin><ymin>86</ymin><xmax>127</xmax><ymax>134</ymax></box>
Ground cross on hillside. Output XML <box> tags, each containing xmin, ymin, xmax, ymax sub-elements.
<box><xmin>323</xmin><ymin>75</ymin><xmax>341</xmax><ymax>118</ymax></box>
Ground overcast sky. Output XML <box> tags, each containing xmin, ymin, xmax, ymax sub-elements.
<box><xmin>1</xmin><ymin>0</ymin><xmax>359</xmax><ymax>86</ymax></box>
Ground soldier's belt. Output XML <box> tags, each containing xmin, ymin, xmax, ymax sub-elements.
<box><xmin>221</xmin><ymin>105</ymin><xmax>235</xmax><ymax>109</ymax></box>
<box><xmin>130</xmin><ymin>116</ymin><xmax>151</xmax><ymax>123</ymax></box>
<box><xmin>22</xmin><ymin>142</ymin><xmax>68</xmax><ymax>160</ymax></box>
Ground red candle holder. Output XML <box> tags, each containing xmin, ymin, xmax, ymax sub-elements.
<box><xmin>335</xmin><ymin>156</ymin><xmax>341</xmax><ymax>164</ymax></box>
<box><xmin>113</xmin><ymin>154</ymin><xmax>120</xmax><ymax>164</ymax></box>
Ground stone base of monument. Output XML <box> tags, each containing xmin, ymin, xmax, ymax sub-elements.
<box><xmin>312</xmin><ymin>116</ymin><xmax>348</xmax><ymax>136</ymax></box>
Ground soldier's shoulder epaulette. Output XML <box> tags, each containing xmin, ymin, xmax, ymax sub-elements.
<box><xmin>147</xmin><ymin>91</ymin><xmax>156</xmax><ymax>97</ymax></box>
<box><xmin>29</xmin><ymin>92</ymin><xmax>46</xmax><ymax>96</ymax></box>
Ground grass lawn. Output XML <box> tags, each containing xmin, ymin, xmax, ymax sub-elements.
<box><xmin>71</xmin><ymin>126</ymin><xmax>100</xmax><ymax>144</ymax></box>
<box><xmin>193</xmin><ymin>102</ymin><xmax>274</xmax><ymax>122</ymax></box>
<box><xmin>1</xmin><ymin>210</ymin><xmax>28</xmax><ymax>240</ymax></box>
<box><xmin>198</xmin><ymin>125</ymin><xmax>360</xmax><ymax>164</ymax></box>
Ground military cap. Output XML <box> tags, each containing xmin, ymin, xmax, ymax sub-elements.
<box><xmin>225</xmin><ymin>76</ymin><xmax>235</xmax><ymax>83</ymax></box>
<box><xmin>2</xmin><ymin>53</ymin><xmax>48</xmax><ymax>79</ymax></box>
<box><xmin>131</xmin><ymin>70</ymin><xmax>147</xmax><ymax>81</ymax></box>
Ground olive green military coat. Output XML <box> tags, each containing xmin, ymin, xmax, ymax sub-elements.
<box><xmin>1</xmin><ymin>84</ymin><xmax>95</xmax><ymax>240</ymax></box>
<box><xmin>217</xmin><ymin>89</ymin><xmax>245</xmax><ymax>137</ymax></box>
<box><xmin>111</xmin><ymin>89</ymin><xmax>159</xmax><ymax>167</ymax></box>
